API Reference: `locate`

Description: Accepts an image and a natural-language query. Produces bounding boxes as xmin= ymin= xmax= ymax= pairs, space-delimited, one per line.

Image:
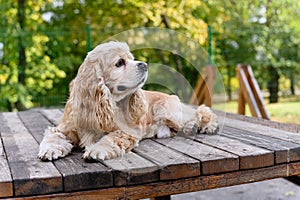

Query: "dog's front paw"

xmin=83 ymin=143 xmax=123 ymax=161
xmin=38 ymin=130 xmax=73 ymax=161
xmin=38 ymin=142 xmax=73 ymax=161
xmin=156 ymin=125 xmax=172 ymax=138
xmin=196 ymin=105 xmax=219 ymax=135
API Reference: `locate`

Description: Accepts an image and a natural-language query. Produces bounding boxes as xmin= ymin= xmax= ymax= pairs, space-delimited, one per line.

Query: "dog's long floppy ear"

xmin=71 ymin=57 xmax=115 ymax=132
xmin=128 ymin=89 xmax=148 ymax=123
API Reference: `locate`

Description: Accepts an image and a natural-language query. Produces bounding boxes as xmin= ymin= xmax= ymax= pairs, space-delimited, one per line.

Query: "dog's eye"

xmin=115 ymin=58 xmax=125 ymax=68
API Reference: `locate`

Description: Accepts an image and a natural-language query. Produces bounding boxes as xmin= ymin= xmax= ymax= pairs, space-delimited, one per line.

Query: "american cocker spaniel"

xmin=38 ymin=41 xmax=219 ymax=161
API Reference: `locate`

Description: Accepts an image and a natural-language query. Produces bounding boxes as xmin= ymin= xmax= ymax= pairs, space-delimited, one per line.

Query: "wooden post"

xmin=189 ymin=65 xmax=216 ymax=107
xmin=236 ymin=64 xmax=270 ymax=120
xmin=237 ymin=87 xmax=246 ymax=115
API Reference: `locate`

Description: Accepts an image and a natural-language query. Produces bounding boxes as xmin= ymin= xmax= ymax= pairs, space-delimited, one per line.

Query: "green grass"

xmin=214 ymin=96 xmax=300 ymax=125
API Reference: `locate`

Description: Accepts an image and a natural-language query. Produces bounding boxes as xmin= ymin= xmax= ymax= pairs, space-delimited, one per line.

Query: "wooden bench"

xmin=1 ymin=109 xmax=300 ymax=199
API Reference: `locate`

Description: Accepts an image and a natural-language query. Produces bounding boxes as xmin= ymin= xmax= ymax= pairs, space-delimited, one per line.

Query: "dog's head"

xmin=84 ymin=41 xmax=148 ymax=101
xmin=71 ymin=41 xmax=148 ymax=131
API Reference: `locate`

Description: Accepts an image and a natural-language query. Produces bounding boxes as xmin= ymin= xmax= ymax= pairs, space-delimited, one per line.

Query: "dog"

xmin=38 ymin=41 xmax=219 ymax=161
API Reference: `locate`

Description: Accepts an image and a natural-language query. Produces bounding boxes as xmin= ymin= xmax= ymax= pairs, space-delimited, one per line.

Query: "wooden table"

xmin=1 ymin=109 xmax=300 ymax=199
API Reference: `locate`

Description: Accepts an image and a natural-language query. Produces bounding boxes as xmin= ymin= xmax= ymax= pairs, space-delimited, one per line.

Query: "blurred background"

xmin=0 ymin=0 xmax=300 ymax=124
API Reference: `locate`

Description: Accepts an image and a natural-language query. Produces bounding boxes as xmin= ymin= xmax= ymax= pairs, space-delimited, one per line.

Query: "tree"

xmin=0 ymin=0 xmax=66 ymax=111
xmin=1 ymin=0 xmax=299 ymax=111
xmin=205 ymin=0 xmax=300 ymax=102
xmin=40 ymin=0 xmax=210 ymax=102
xmin=254 ymin=0 xmax=300 ymax=102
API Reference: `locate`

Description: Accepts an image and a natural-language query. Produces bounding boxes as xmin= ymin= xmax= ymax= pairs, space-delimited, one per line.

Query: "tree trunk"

xmin=161 ymin=14 xmax=189 ymax=102
xmin=267 ymin=66 xmax=279 ymax=103
xmin=16 ymin=0 xmax=26 ymax=110
xmin=227 ymin=65 xmax=232 ymax=101
xmin=18 ymin=0 xmax=26 ymax=85
xmin=290 ymin=72 xmax=295 ymax=95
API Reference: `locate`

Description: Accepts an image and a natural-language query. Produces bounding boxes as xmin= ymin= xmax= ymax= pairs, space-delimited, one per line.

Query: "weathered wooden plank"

xmin=18 ymin=187 xmax=127 ymax=200
xmin=221 ymin=116 xmax=300 ymax=144
xmin=280 ymin=162 xmax=300 ymax=179
xmin=134 ymin=139 xmax=200 ymax=180
xmin=20 ymin=162 xmax=300 ymax=200
xmin=125 ymin=162 xmax=300 ymax=199
xmin=237 ymin=64 xmax=262 ymax=118
xmin=18 ymin=110 xmax=52 ymax=143
xmin=222 ymin=126 xmax=300 ymax=164
xmin=39 ymin=109 xmax=63 ymax=125
xmin=104 ymin=152 xmax=159 ymax=186
xmin=245 ymin=65 xmax=270 ymax=119
xmin=237 ymin=86 xmax=246 ymax=115
xmin=0 ymin=121 xmax=13 ymax=198
xmin=215 ymin=111 xmax=300 ymax=133
xmin=19 ymin=110 xmax=113 ymax=192
xmin=154 ymin=136 xmax=239 ymax=175
xmin=193 ymin=134 xmax=274 ymax=169
xmin=0 ymin=112 xmax=62 ymax=196
xmin=54 ymin=149 xmax=113 ymax=192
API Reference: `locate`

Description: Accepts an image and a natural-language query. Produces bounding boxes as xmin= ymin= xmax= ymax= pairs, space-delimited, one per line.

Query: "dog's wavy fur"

xmin=38 ymin=41 xmax=219 ymax=161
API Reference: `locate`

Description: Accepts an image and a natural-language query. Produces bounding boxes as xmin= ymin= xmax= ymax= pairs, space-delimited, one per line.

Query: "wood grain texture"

xmin=154 ymin=136 xmax=239 ymax=175
xmin=18 ymin=110 xmax=52 ymax=144
xmin=222 ymin=126 xmax=300 ymax=164
xmin=244 ymin=65 xmax=270 ymax=119
xmin=104 ymin=152 xmax=159 ymax=186
xmin=19 ymin=162 xmax=300 ymax=200
xmin=20 ymin=110 xmax=114 ymax=192
xmin=39 ymin=109 xmax=63 ymax=125
xmin=2 ymin=108 xmax=300 ymax=198
xmin=237 ymin=64 xmax=262 ymax=118
xmin=134 ymin=139 xmax=200 ymax=180
xmin=0 ymin=114 xmax=13 ymax=198
xmin=222 ymin=116 xmax=300 ymax=143
xmin=0 ymin=182 xmax=12 ymax=198
xmin=0 ymin=112 xmax=62 ymax=196
xmin=54 ymin=150 xmax=113 ymax=192
xmin=215 ymin=110 xmax=300 ymax=133
xmin=237 ymin=87 xmax=246 ymax=115
xmin=20 ymin=187 xmax=127 ymax=200
xmin=193 ymin=134 xmax=274 ymax=169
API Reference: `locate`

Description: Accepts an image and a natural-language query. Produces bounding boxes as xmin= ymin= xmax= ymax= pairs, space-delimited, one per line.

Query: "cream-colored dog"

xmin=38 ymin=41 xmax=219 ymax=161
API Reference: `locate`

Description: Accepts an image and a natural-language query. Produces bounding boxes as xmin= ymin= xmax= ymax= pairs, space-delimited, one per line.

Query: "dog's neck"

xmin=115 ymin=94 xmax=133 ymax=116
xmin=115 ymin=91 xmax=145 ymax=124
xmin=113 ymin=94 xmax=140 ymax=133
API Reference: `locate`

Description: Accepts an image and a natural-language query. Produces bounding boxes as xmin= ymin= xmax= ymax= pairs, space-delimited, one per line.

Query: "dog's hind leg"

xmin=177 ymin=104 xmax=219 ymax=135
xmin=195 ymin=105 xmax=219 ymax=134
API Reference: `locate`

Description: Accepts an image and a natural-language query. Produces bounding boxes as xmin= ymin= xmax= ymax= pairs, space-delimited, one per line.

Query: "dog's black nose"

xmin=137 ymin=62 xmax=148 ymax=72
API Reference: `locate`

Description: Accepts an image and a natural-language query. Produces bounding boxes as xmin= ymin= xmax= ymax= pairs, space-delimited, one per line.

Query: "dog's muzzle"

xmin=117 ymin=62 xmax=148 ymax=92
xmin=137 ymin=62 xmax=148 ymax=73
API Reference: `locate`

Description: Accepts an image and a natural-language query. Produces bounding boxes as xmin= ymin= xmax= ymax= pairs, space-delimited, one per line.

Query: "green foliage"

xmin=0 ymin=0 xmax=300 ymax=110
xmin=203 ymin=0 xmax=300 ymax=100
xmin=0 ymin=0 xmax=66 ymax=110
